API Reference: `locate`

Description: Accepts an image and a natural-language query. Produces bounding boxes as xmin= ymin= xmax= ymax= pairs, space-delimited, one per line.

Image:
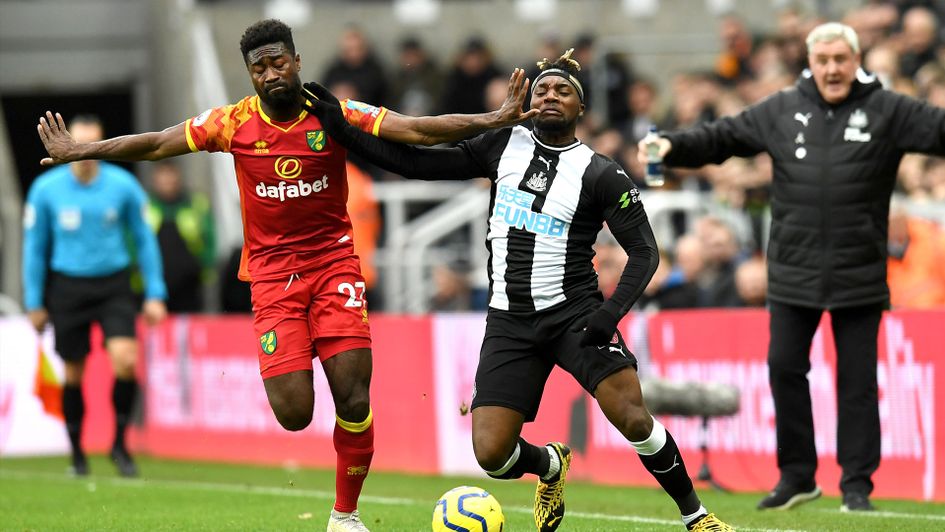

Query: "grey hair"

xmin=806 ymin=22 xmax=860 ymax=55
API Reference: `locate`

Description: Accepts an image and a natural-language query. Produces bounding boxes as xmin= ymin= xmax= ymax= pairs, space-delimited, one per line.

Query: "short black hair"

xmin=239 ymin=19 xmax=295 ymax=63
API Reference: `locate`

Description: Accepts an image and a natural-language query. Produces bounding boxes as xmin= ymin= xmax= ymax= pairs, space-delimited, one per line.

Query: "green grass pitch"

xmin=1 ymin=455 xmax=942 ymax=531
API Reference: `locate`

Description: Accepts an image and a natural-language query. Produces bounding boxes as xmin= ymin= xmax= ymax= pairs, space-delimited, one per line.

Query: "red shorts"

xmin=251 ymin=256 xmax=372 ymax=379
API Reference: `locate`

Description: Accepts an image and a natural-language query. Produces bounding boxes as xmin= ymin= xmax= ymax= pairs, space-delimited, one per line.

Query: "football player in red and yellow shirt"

xmin=36 ymin=19 xmax=537 ymax=532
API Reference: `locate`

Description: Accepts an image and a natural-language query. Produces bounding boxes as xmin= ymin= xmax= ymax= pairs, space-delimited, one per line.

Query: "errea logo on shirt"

xmin=256 ymin=175 xmax=329 ymax=202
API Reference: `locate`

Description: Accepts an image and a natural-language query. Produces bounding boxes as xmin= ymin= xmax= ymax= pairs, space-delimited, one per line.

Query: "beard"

xmin=260 ymin=77 xmax=302 ymax=109
xmin=533 ymin=114 xmax=573 ymax=134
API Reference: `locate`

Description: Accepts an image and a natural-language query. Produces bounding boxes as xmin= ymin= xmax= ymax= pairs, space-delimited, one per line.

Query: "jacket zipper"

xmin=821 ymin=108 xmax=834 ymax=307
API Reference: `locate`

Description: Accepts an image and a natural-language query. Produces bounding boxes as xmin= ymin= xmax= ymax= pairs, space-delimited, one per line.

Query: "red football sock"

xmin=333 ymin=410 xmax=374 ymax=513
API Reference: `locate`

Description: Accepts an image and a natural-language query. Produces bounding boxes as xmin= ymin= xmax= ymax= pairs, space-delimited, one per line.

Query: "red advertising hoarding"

xmin=3 ymin=309 xmax=941 ymax=501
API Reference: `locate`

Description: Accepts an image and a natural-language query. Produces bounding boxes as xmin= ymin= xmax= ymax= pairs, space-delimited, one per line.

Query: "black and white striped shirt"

xmin=459 ymin=126 xmax=647 ymax=312
xmin=319 ymin=114 xmax=656 ymax=317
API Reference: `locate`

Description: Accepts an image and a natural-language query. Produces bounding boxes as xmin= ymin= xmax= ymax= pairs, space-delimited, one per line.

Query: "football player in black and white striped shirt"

xmin=304 ymin=52 xmax=732 ymax=532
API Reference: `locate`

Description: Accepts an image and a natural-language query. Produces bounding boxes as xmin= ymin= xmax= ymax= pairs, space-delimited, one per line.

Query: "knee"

xmin=112 ymin=358 xmax=136 ymax=379
xmin=64 ymin=363 xmax=85 ymax=386
xmin=335 ymin=397 xmax=370 ymax=424
xmin=268 ymin=390 xmax=314 ymax=431
xmin=108 ymin=344 xmax=138 ymax=379
xmin=617 ymin=404 xmax=653 ymax=442
xmin=768 ymin=348 xmax=810 ymax=376
xmin=626 ymin=409 xmax=654 ymax=441
xmin=472 ymin=435 xmax=516 ymax=472
xmin=274 ymin=405 xmax=313 ymax=432
xmin=333 ymin=379 xmax=371 ymax=423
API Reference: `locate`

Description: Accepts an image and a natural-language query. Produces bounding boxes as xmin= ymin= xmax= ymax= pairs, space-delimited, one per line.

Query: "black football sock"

xmin=62 ymin=384 xmax=85 ymax=457
xmin=486 ymin=437 xmax=550 ymax=480
xmin=631 ymin=418 xmax=702 ymax=516
xmin=112 ymin=378 xmax=137 ymax=450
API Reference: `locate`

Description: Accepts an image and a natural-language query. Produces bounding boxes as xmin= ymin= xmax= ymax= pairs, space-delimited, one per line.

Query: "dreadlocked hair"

xmin=240 ymin=19 xmax=295 ymax=63
xmin=536 ymin=48 xmax=582 ymax=76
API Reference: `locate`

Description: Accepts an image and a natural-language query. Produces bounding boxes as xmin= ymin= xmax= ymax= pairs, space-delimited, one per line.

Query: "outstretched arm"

xmin=305 ymin=83 xmax=487 ymax=180
xmin=372 ymin=68 xmax=538 ymax=146
xmin=37 ymin=111 xmax=191 ymax=165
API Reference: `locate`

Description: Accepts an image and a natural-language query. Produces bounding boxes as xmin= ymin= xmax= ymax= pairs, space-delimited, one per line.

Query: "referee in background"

xmin=23 ymin=114 xmax=167 ymax=477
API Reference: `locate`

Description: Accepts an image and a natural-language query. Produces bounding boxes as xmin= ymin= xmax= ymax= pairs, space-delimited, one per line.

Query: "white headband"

xmin=532 ymin=68 xmax=585 ymax=103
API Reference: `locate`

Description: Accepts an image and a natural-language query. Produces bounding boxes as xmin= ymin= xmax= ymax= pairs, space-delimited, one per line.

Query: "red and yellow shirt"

xmin=185 ymin=96 xmax=386 ymax=281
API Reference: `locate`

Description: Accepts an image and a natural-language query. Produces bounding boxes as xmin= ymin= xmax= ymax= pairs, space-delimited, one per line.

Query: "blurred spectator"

xmin=906 ymin=155 xmax=945 ymax=201
xmin=915 ymin=61 xmax=945 ymax=94
xmin=897 ymin=153 xmax=929 ymax=199
xmin=920 ymin=71 xmax=945 ymax=107
xmin=774 ymin=7 xmax=809 ymax=75
xmin=694 ymin=216 xmax=741 ymax=307
xmin=887 ymin=208 xmax=945 ymax=308
xmin=621 ymin=144 xmax=648 ymax=189
xmin=661 ymin=72 xmax=717 ymax=132
xmin=439 ymin=36 xmax=502 ymax=115
xmin=594 ymin=232 xmax=625 ymax=298
xmin=430 ymin=261 xmax=471 ymax=311
xmin=898 ymin=7 xmax=940 ymax=78
xmin=673 ymin=233 xmax=706 ymax=288
xmin=146 ymin=161 xmax=216 ymax=313
xmin=715 ymin=15 xmax=756 ymax=85
xmin=638 ymin=248 xmax=701 ymax=311
xmin=589 ymin=128 xmax=629 ymax=169
xmin=571 ymin=32 xmax=635 ymax=128
xmin=322 ymin=24 xmax=388 ymax=106
xmin=388 ymin=36 xmax=443 ymax=117
xmin=864 ymin=43 xmax=901 ymax=88
xmin=927 ymin=156 xmax=945 ymax=200
xmin=484 ymin=75 xmax=512 ymax=116
xmin=735 ymin=256 xmax=767 ymax=307
xmin=843 ymin=2 xmax=899 ymax=52
xmin=345 ymin=161 xmax=381 ymax=291
xmin=624 ymin=78 xmax=659 ymax=143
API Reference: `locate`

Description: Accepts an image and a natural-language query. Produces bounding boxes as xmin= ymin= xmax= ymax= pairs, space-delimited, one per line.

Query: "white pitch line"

xmin=18 ymin=468 xmax=930 ymax=532
xmin=814 ymin=508 xmax=945 ymax=522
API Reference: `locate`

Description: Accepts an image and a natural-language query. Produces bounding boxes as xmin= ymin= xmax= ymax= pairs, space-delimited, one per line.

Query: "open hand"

xmin=492 ymin=68 xmax=540 ymax=127
xmin=36 ymin=111 xmax=79 ymax=166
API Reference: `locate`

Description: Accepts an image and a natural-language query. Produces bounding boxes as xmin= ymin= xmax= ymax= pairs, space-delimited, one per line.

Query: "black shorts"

xmin=471 ymin=296 xmax=638 ymax=422
xmin=46 ymin=270 xmax=138 ymax=361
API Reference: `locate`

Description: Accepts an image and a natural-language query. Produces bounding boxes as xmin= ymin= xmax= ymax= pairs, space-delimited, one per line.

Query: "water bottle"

xmin=643 ymin=125 xmax=665 ymax=187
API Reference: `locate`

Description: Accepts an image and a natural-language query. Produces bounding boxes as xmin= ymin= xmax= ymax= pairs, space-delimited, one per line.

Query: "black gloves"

xmin=302 ymin=81 xmax=340 ymax=108
xmin=301 ymin=81 xmax=348 ymax=134
xmin=570 ymin=306 xmax=619 ymax=347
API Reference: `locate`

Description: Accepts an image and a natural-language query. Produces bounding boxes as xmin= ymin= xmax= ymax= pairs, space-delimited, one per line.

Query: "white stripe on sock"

xmin=682 ymin=505 xmax=708 ymax=526
xmin=486 ymin=443 xmax=521 ymax=477
xmin=541 ymin=445 xmax=561 ymax=481
xmin=629 ymin=417 xmax=667 ymax=456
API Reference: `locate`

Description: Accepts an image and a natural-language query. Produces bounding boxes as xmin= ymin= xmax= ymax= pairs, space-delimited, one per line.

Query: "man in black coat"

xmin=639 ymin=22 xmax=945 ymax=512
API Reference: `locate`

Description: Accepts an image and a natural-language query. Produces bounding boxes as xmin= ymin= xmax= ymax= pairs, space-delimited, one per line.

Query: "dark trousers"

xmin=767 ymin=301 xmax=883 ymax=495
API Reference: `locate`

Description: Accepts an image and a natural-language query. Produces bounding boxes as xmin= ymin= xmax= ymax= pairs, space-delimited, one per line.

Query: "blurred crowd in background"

xmin=138 ymin=1 xmax=945 ymax=314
